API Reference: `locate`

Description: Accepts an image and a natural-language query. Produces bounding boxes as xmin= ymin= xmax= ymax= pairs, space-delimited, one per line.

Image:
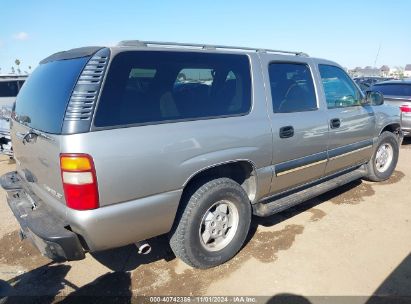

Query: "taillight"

xmin=400 ymin=105 xmax=411 ymax=113
xmin=60 ymin=154 xmax=99 ymax=210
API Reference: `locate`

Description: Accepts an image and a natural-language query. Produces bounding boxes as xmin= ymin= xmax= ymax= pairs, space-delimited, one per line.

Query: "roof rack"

xmin=117 ymin=40 xmax=308 ymax=57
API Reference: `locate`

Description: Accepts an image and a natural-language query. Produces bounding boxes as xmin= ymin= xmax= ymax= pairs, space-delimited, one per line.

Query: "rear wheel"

xmin=169 ymin=178 xmax=251 ymax=269
xmin=365 ymin=131 xmax=399 ymax=182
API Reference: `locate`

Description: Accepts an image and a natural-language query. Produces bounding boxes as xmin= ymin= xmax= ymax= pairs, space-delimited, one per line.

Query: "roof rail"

xmin=117 ymin=40 xmax=308 ymax=57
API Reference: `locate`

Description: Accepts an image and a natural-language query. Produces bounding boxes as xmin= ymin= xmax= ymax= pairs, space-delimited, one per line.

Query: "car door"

xmin=317 ymin=64 xmax=375 ymax=175
xmin=260 ymin=55 xmax=329 ymax=194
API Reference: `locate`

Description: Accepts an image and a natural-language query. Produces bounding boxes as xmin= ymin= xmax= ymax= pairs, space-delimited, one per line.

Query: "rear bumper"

xmin=0 ymin=171 xmax=85 ymax=261
xmin=401 ymin=113 xmax=411 ymax=136
xmin=1 ymin=171 xmax=182 ymax=254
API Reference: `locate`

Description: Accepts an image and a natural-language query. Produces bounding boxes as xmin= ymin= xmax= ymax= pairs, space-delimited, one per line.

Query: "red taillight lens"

xmin=400 ymin=105 xmax=411 ymax=113
xmin=60 ymin=154 xmax=99 ymax=210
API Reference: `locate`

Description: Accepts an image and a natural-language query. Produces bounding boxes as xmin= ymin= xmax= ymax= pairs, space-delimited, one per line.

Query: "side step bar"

xmin=253 ymin=166 xmax=366 ymax=217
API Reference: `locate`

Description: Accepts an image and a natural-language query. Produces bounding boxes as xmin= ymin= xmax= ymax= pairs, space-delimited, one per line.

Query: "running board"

xmin=253 ymin=166 xmax=366 ymax=217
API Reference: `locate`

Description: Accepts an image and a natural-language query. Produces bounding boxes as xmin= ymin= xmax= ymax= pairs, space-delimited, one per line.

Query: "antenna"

xmin=373 ymin=43 xmax=381 ymax=68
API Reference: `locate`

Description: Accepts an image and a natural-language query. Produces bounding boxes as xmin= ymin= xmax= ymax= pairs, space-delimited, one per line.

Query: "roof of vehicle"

xmin=40 ymin=40 xmax=342 ymax=69
xmin=40 ymin=46 xmax=104 ymax=64
xmin=354 ymin=76 xmax=388 ymax=80
xmin=0 ymin=74 xmax=28 ymax=81
xmin=373 ymin=79 xmax=411 ymax=85
xmin=40 ymin=41 xmax=310 ymax=64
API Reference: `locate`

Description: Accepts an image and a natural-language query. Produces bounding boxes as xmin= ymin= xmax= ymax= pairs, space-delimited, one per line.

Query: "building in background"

xmin=405 ymin=64 xmax=411 ymax=78
xmin=380 ymin=65 xmax=390 ymax=77
xmin=349 ymin=65 xmax=410 ymax=79
xmin=349 ymin=66 xmax=380 ymax=77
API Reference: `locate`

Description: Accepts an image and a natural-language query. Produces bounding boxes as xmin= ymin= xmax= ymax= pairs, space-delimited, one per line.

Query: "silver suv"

xmin=0 ymin=41 xmax=403 ymax=268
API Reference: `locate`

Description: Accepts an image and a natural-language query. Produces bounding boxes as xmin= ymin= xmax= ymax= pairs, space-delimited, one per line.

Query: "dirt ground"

xmin=0 ymin=140 xmax=410 ymax=303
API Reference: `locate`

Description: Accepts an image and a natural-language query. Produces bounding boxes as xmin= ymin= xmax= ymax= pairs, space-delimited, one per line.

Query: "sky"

xmin=1 ymin=0 xmax=410 ymax=73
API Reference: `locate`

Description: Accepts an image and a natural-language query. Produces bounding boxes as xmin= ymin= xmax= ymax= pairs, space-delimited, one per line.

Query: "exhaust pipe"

xmin=135 ymin=241 xmax=151 ymax=255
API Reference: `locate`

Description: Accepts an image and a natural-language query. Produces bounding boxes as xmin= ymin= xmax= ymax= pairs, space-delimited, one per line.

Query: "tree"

xmin=11 ymin=66 xmax=15 ymax=74
xmin=15 ymin=59 xmax=21 ymax=74
xmin=393 ymin=66 xmax=404 ymax=79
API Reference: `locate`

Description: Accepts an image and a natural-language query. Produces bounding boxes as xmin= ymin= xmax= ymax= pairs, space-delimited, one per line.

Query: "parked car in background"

xmin=354 ymin=77 xmax=393 ymax=92
xmin=355 ymin=80 xmax=372 ymax=92
xmin=0 ymin=75 xmax=27 ymax=156
xmin=371 ymin=79 xmax=411 ymax=136
xmin=0 ymin=41 xmax=402 ymax=269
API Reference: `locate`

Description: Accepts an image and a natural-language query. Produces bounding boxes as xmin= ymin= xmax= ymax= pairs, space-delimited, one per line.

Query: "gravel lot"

xmin=1 ymin=139 xmax=410 ymax=303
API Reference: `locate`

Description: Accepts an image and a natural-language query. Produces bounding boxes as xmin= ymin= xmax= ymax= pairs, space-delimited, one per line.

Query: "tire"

xmin=169 ymin=178 xmax=251 ymax=269
xmin=364 ymin=131 xmax=399 ymax=182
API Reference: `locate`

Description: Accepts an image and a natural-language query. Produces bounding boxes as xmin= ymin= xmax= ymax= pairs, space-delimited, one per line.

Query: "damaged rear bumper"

xmin=0 ymin=171 xmax=85 ymax=261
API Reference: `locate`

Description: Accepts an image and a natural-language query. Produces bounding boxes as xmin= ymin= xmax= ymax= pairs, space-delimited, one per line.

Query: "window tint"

xmin=0 ymin=81 xmax=19 ymax=97
xmin=94 ymin=51 xmax=251 ymax=127
xmin=319 ymin=65 xmax=362 ymax=108
xmin=268 ymin=63 xmax=317 ymax=113
xmin=14 ymin=57 xmax=89 ymax=133
xmin=372 ymin=84 xmax=411 ymax=96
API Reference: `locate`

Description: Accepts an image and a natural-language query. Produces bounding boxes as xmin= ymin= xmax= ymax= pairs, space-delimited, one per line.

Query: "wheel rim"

xmin=199 ymin=200 xmax=239 ymax=252
xmin=375 ymin=143 xmax=394 ymax=173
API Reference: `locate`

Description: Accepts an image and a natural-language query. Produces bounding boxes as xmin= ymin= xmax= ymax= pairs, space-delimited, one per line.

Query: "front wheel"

xmin=169 ymin=178 xmax=251 ymax=269
xmin=364 ymin=131 xmax=399 ymax=182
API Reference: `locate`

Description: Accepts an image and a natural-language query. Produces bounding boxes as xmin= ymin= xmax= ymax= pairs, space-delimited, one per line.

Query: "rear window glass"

xmin=14 ymin=57 xmax=89 ymax=133
xmin=94 ymin=51 xmax=251 ymax=127
xmin=0 ymin=81 xmax=19 ymax=97
xmin=372 ymin=84 xmax=411 ymax=96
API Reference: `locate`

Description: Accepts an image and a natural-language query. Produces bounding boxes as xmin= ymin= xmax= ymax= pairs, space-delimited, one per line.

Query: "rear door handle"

xmin=330 ymin=118 xmax=341 ymax=129
xmin=279 ymin=126 xmax=294 ymax=138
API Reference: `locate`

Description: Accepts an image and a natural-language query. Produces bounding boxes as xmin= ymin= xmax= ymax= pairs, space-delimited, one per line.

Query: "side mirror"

xmin=366 ymin=91 xmax=384 ymax=106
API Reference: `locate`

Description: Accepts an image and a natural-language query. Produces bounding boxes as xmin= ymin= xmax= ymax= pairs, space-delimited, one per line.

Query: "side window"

xmin=268 ymin=63 xmax=317 ymax=113
xmin=0 ymin=81 xmax=19 ymax=97
xmin=94 ymin=51 xmax=251 ymax=127
xmin=318 ymin=65 xmax=362 ymax=108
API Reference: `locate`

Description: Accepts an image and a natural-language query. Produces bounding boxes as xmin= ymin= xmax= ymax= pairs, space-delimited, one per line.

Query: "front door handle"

xmin=279 ymin=126 xmax=294 ymax=138
xmin=330 ymin=118 xmax=341 ymax=129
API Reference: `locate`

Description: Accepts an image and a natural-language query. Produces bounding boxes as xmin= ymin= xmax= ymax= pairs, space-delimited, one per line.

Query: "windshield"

xmin=14 ymin=57 xmax=89 ymax=133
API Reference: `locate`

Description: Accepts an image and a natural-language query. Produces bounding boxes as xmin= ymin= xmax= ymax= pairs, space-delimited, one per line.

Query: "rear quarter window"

xmin=94 ymin=51 xmax=252 ymax=128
